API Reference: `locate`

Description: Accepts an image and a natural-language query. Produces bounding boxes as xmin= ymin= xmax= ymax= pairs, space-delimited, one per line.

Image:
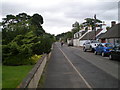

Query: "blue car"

xmin=94 ymin=43 xmax=113 ymax=57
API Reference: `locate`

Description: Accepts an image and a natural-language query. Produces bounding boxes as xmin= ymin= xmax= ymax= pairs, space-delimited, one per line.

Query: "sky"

xmin=1 ymin=0 xmax=119 ymax=35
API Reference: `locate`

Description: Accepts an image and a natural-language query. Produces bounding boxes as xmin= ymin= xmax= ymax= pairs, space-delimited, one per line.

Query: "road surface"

xmin=38 ymin=42 xmax=120 ymax=88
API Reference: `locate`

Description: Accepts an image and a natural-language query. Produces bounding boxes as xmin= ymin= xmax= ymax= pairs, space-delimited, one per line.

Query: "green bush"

xmin=2 ymin=33 xmax=54 ymax=65
xmin=20 ymin=44 xmax=32 ymax=58
xmin=29 ymin=54 xmax=42 ymax=64
xmin=2 ymin=41 xmax=33 ymax=65
xmin=3 ymin=54 xmax=42 ymax=66
xmin=2 ymin=13 xmax=55 ymax=66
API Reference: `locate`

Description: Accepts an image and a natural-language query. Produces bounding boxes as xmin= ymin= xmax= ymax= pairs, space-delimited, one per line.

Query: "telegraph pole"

xmin=94 ymin=14 xmax=96 ymax=40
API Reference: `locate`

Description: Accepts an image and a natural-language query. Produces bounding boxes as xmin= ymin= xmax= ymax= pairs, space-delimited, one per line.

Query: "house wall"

xmin=73 ymin=39 xmax=80 ymax=46
xmin=106 ymin=38 xmax=120 ymax=44
xmin=73 ymin=39 xmax=88 ymax=47
xmin=99 ymin=39 xmax=106 ymax=43
xmin=106 ymin=39 xmax=114 ymax=44
xmin=80 ymin=40 xmax=88 ymax=46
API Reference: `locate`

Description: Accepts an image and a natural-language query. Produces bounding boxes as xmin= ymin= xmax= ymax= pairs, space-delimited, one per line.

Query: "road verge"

xmin=17 ymin=46 xmax=53 ymax=88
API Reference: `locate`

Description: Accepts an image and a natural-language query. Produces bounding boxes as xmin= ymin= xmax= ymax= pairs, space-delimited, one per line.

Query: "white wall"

xmin=73 ymin=39 xmax=80 ymax=46
xmin=73 ymin=39 xmax=88 ymax=47
xmin=80 ymin=40 xmax=88 ymax=46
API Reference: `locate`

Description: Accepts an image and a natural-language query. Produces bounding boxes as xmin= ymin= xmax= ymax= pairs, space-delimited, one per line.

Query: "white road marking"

xmin=57 ymin=45 xmax=93 ymax=89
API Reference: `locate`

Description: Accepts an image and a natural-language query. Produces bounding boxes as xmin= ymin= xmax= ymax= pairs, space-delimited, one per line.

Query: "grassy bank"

xmin=2 ymin=65 xmax=33 ymax=88
xmin=0 ymin=65 xmax=2 ymax=89
xmin=2 ymin=54 xmax=42 ymax=88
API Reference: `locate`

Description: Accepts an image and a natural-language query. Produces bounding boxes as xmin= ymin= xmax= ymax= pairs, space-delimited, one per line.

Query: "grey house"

xmin=100 ymin=23 xmax=120 ymax=44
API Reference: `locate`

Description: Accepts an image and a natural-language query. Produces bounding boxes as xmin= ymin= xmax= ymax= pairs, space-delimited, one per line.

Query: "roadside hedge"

xmin=1 ymin=13 xmax=55 ymax=65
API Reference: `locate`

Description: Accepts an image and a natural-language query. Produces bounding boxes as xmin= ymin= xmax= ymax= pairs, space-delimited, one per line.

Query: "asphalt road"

xmin=40 ymin=42 xmax=120 ymax=88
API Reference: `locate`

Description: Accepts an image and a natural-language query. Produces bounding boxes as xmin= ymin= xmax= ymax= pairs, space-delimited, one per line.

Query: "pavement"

xmin=38 ymin=42 xmax=120 ymax=88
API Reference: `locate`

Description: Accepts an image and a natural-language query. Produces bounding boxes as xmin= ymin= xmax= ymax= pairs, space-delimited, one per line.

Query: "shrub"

xmin=3 ymin=54 xmax=42 ymax=66
xmin=3 ymin=55 xmax=30 ymax=66
xmin=29 ymin=54 xmax=42 ymax=64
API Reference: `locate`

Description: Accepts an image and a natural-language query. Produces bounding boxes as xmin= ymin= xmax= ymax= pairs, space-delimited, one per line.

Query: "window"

xmin=105 ymin=44 xmax=113 ymax=47
xmin=114 ymin=44 xmax=120 ymax=50
xmin=91 ymin=40 xmax=98 ymax=43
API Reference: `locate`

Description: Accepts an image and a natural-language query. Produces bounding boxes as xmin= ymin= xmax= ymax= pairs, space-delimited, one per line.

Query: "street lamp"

xmin=94 ymin=14 xmax=96 ymax=40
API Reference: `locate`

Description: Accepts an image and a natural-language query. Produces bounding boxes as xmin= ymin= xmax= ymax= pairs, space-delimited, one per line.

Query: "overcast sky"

xmin=1 ymin=0 xmax=119 ymax=35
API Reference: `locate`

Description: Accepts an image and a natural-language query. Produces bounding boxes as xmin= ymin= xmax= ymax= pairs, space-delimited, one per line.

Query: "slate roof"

xmin=100 ymin=23 xmax=120 ymax=39
xmin=96 ymin=33 xmax=105 ymax=39
xmin=80 ymin=29 xmax=102 ymax=40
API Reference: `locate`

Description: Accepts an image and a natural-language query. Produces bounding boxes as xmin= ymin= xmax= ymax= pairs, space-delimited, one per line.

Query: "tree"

xmin=31 ymin=14 xmax=45 ymax=36
xmin=83 ymin=18 xmax=102 ymax=30
xmin=66 ymin=31 xmax=72 ymax=38
xmin=79 ymin=24 xmax=84 ymax=29
xmin=72 ymin=21 xmax=80 ymax=33
xmin=2 ymin=13 xmax=55 ymax=65
xmin=31 ymin=14 xmax=43 ymax=27
xmin=106 ymin=26 xmax=110 ymax=31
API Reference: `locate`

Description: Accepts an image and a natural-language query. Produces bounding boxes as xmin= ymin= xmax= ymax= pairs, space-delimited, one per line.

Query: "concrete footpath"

xmin=39 ymin=43 xmax=88 ymax=88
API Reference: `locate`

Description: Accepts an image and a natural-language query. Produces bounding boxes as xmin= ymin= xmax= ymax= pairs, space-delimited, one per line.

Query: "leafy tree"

xmin=56 ymin=31 xmax=73 ymax=43
xmin=66 ymin=31 xmax=72 ymax=38
xmin=72 ymin=21 xmax=80 ymax=34
xmin=2 ymin=13 xmax=55 ymax=65
xmin=106 ymin=26 xmax=110 ymax=30
xmin=31 ymin=14 xmax=45 ymax=36
xmin=82 ymin=18 xmax=102 ymax=30
xmin=32 ymin=14 xmax=43 ymax=26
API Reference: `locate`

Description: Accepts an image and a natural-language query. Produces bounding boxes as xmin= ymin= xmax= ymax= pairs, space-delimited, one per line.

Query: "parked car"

xmin=109 ymin=44 xmax=120 ymax=60
xmin=94 ymin=43 xmax=113 ymax=57
xmin=83 ymin=40 xmax=99 ymax=52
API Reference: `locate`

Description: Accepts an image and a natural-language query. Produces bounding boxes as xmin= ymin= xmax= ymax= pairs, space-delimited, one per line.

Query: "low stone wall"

xmin=18 ymin=54 xmax=48 ymax=88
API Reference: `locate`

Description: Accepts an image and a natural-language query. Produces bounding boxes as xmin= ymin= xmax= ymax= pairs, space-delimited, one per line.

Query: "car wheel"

xmin=83 ymin=47 xmax=86 ymax=52
xmin=90 ymin=46 xmax=93 ymax=52
xmin=94 ymin=51 xmax=97 ymax=55
xmin=109 ymin=54 xmax=113 ymax=60
xmin=102 ymin=52 xmax=105 ymax=57
xmin=92 ymin=48 xmax=95 ymax=53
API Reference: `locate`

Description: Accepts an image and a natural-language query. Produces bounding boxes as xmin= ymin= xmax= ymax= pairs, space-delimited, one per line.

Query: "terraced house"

xmin=100 ymin=22 xmax=120 ymax=45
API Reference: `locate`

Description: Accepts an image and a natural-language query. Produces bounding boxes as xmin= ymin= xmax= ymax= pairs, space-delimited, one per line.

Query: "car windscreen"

xmin=114 ymin=44 xmax=120 ymax=50
xmin=105 ymin=44 xmax=113 ymax=47
xmin=91 ymin=40 xmax=98 ymax=43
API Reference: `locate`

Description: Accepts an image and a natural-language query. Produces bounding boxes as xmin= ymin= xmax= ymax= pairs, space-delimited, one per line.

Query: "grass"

xmin=2 ymin=65 xmax=34 ymax=88
xmin=0 ymin=65 xmax=2 ymax=89
xmin=2 ymin=54 xmax=42 ymax=88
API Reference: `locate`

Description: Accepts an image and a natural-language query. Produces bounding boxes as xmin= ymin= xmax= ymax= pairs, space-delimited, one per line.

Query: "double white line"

xmin=57 ymin=45 xmax=93 ymax=90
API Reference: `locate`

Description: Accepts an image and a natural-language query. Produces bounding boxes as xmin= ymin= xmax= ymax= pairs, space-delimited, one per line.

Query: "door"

xmin=86 ymin=42 xmax=91 ymax=49
xmin=99 ymin=44 xmax=104 ymax=53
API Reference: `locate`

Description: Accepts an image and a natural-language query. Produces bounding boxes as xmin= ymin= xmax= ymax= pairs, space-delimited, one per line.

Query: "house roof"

xmin=80 ymin=29 xmax=102 ymax=40
xmin=100 ymin=23 xmax=120 ymax=39
xmin=96 ymin=33 xmax=105 ymax=39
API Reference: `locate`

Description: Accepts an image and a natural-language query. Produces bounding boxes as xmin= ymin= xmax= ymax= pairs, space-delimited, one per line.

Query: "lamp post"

xmin=94 ymin=14 xmax=96 ymax=40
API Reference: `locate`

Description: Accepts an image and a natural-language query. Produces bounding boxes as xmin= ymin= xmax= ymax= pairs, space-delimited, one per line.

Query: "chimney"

xmin=111 ymin=21 xmax=116 ymax=27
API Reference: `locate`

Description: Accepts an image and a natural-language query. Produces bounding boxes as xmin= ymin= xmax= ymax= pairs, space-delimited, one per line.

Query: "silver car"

xmin=83 ymin=40 xmax=99 ymax=52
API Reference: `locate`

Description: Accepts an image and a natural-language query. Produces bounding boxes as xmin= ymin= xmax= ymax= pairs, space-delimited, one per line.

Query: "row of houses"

xmin=72 ymin=21 xmax=120 ymax=46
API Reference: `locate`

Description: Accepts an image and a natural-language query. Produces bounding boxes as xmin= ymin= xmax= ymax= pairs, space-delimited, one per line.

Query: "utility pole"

xmin=94 ymin=14 xmax=96 ymax=40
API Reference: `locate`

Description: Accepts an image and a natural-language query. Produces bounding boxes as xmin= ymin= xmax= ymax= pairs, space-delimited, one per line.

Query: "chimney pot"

xmin=111 ymin=21 xmax=116 ymax=27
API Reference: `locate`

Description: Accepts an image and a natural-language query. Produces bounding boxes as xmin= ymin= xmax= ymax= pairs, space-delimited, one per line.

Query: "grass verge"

xmin=0 ymin=65 xmax=2 ymax=89
xmin=2 ymin=54 xmax=42 ymax=88
xmin=2 ymin=65 xmax=34 ymax=88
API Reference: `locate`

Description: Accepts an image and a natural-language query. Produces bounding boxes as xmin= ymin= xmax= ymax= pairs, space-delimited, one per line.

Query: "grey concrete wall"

xmin=18 ymin=54 xmax=48 ymax=88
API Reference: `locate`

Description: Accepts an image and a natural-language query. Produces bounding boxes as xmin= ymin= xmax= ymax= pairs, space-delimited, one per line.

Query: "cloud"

xmin=2 ymin=2 xmax=30 ymax=16
xmin=1 ymin=0 xmax=119 ymax=35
